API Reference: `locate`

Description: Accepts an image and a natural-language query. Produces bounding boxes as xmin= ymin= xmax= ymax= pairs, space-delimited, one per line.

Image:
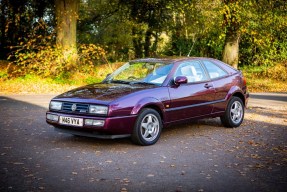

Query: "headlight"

xmin=89 ymin=105 xmax=108 ymax=115
xmin=50 ymin=101 xmax=62 ymax=110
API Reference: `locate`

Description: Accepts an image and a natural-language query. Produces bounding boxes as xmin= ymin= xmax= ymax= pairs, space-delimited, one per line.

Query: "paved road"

xmin=0 ymin=93 xmax=286 ymax=192
xmin=249 ymin=93 xmax=287 ymax=110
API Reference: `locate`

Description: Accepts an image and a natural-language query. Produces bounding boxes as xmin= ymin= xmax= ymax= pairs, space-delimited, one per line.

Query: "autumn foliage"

xmin=8 ymin=34 xmax=106 ymax=77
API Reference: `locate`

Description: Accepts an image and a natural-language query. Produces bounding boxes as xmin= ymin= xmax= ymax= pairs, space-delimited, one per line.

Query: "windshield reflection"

xmin=105 ymin=62 xmax=173 ymax=86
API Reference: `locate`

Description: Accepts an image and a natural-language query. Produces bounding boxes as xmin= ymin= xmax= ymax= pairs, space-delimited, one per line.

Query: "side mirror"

xmin=174 ymin=76 xmax=188 ymax=86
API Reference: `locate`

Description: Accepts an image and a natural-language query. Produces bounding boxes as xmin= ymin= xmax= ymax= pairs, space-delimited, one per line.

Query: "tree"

xmin=222 ymin=0 xmax=241 ymax=68
xmin=120 ymin=0 xmax=173 ymax=58
xmin=166 ymin=0 xmax=223 ymax=58
xmin=0 ymin=0 xmax=54 ymax=59
xmin=239 ymin=0 xmax=287 ymax=67
xmin=77 ymin=0 xmax=131 ymax=61
xmin=55 ymin=0 xmax=79 ymax=66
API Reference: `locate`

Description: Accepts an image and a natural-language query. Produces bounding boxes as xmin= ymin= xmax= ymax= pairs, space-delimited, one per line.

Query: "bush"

xmin=242 ymin=62 xmax=287 ymax=82
xmin=8 ymin=33 xmax=107 ymax=78
xmin=264 ymin=62 xmax=287 ymax=81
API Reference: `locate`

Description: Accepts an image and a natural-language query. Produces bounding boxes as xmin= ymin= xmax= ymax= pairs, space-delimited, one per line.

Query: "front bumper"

xmin=46 ymin=111 xmax=137 ymax=135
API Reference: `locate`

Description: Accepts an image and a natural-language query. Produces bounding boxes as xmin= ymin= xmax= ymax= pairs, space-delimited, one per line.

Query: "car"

xmin=46 ymin=57 xmax=249 ymax=145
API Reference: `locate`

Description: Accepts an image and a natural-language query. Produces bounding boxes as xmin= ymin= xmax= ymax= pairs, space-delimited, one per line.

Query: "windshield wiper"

xmin=130 ymin=81 xmax=156 ymax=85
xmin=111 ymin=80 xmax=130 ymax=84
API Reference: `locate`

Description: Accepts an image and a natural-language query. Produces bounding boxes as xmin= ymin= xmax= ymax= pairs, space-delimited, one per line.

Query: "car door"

xmin=201 ymin=59 xmax=231 ymax=113
xmin=166 ymin=60 xmax=216 ymax=123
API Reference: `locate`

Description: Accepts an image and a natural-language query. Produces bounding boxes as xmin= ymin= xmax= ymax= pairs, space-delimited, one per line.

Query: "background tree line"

xmin=0 ymin=0 xmax=286 ymax=76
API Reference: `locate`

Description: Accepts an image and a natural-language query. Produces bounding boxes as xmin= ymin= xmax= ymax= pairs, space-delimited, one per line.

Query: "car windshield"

xmin=105 ymin=62 xmax=173 ymax=86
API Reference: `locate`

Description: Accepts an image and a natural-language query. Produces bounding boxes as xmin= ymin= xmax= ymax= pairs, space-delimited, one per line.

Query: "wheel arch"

xmin=131 ymin=97 xmax=166 ymax=124
xmin=226 ymin=86 xmax=246 ymax=106
xmin=141 ymin=104 xmax=164 ymax=124
xmin=232 ymin=92 xmax=245 ymax=106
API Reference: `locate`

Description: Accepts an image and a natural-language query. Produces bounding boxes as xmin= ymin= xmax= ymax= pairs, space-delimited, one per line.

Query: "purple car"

xmin=46 ymin=57 xmax=249 ymax=145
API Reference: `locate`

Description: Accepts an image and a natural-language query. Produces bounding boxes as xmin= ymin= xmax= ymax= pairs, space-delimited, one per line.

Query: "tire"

xmin=132 ymin=108 xmax=162 ymax=146
xmin=220 ymin=96 xmax=244 ymax=128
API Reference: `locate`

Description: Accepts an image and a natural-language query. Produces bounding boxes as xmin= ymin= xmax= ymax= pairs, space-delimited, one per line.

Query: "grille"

xmin=62 ymin=102 xmax=89 ymax=113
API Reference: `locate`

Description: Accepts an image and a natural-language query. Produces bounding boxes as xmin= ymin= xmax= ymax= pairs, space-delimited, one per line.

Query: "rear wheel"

xmin=132 ymin=108 xmax=162 ymax=146
xmin=220 ymin=96 xmax=244 ymax=128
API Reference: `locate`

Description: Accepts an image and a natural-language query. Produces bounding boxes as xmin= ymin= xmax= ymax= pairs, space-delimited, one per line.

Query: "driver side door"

xmin=166 ymin=60 xmax=216 ymax=123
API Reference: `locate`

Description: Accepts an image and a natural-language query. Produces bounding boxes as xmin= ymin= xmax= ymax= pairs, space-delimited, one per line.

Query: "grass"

xmin=0 ymin=60 xmax=286 ymax=94
xmin=0 ymin=60 xmax=123 ymax=95
xmin=241 ymin=63 xmax=287 ymax=93
xmin=244 ymin=76 xmax=287 ymax=93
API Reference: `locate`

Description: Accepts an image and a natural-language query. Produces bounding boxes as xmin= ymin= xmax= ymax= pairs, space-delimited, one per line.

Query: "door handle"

xmin=204 ymin=83 xmax=213 ymax=89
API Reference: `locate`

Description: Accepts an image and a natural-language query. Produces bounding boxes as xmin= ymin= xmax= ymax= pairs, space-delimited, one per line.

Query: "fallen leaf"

xmin=13 ymin=162 xmax=24 ymax=165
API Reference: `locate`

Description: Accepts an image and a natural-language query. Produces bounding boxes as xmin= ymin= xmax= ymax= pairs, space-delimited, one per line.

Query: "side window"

xmin=175 ymin=61 xmax=208 ymax=83
xmin=203 ymin=60 xmax=228 ymax=79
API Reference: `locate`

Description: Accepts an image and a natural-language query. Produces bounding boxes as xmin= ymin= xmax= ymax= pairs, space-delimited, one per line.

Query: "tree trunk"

xmin=144 ymin=29 xmax=152 ymax=57
xmin=222 ymin=31 xmax=240 ymax=69
xmin=55 ymin=0 xmax=79 ymax=67
xmin=222 ymin=0 xmax=241 ymax=69
xmin=0 ymin=0 xmax=7 ymax=58
xmin=132 ymin=27 xmax=143 ymax=58
xmin=151 ymin=32 xmax=159 ymax=57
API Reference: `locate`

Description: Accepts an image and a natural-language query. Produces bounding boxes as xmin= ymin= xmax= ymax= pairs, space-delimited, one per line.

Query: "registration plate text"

xmin=59 ymin=116 xmax=83 ymax=127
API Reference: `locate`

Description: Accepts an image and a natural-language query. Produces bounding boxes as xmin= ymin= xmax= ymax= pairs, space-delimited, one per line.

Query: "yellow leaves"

xmin=9 ymin=35 xmax=106 ymax=77
xmin=78 ymin=43 xmax=107 ymax=73
xmin=250 ymin=30 xmax=257 ymax=35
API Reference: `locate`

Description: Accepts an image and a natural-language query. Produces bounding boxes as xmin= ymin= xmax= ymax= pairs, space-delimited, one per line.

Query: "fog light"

xmin=47 ymin=114 xmax=59 ymax=121
xmin=85 ymin=119 xmax=105 ymax=127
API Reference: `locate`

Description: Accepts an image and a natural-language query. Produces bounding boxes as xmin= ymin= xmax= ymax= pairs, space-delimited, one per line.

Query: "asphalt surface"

xmin=0 ymin=93 xmax=286 ymax=192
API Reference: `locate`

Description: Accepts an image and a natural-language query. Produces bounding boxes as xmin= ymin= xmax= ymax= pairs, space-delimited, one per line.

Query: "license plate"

xmin=59 ymin=116 xmax=83 ymax=127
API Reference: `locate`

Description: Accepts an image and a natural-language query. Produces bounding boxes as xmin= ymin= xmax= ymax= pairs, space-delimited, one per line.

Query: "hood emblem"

xmin=71 ymin=104 xmax=77 ymax=111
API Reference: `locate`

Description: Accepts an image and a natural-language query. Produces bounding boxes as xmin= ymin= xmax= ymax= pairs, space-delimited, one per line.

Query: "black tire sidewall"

xmin=223 ymin=97 xmax=244 ymax=128
xmin=132 ymin=108 xmax=162 ymax=146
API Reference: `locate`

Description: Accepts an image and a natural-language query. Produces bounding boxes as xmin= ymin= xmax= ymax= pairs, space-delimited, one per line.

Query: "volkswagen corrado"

xmin=46 ymin=57 xmax=249 ymax=145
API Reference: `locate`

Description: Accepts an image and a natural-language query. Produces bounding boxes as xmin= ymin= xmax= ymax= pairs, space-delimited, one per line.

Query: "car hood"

xmin=54 ymin=83 xmax=157 ymax=102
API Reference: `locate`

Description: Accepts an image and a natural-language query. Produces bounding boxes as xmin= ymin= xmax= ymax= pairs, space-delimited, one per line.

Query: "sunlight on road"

xmin=245 ymin=109 xmax=287 ymax=126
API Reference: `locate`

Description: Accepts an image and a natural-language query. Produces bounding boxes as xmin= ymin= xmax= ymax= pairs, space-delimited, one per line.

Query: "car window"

xmin=175 ymin=61 xmax=208 ymax=83
xmin=144 ymin=64 xmax=173 ymax=84
xmin=110 ymin=62 xmax=173 ymax=85
xmin=202 ymin=60 xmax=228 ymax=79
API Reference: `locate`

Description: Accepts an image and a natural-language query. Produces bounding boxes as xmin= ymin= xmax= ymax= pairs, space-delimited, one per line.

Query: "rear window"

xmin=202 ymin=60 xmax=228 ymax=79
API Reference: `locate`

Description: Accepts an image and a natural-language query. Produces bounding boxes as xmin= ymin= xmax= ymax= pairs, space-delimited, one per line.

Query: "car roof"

xmin=130 ymin=57 xmax=196 ymax=64
xmin=130 ymin=57 xmax=238 ymax=72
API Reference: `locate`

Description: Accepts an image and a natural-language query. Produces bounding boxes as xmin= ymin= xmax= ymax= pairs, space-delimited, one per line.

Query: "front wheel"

xmin=220 ymin=96 xmax=244 ymax=128
xmin=132 ymin=108 xmax=162 ymax=146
